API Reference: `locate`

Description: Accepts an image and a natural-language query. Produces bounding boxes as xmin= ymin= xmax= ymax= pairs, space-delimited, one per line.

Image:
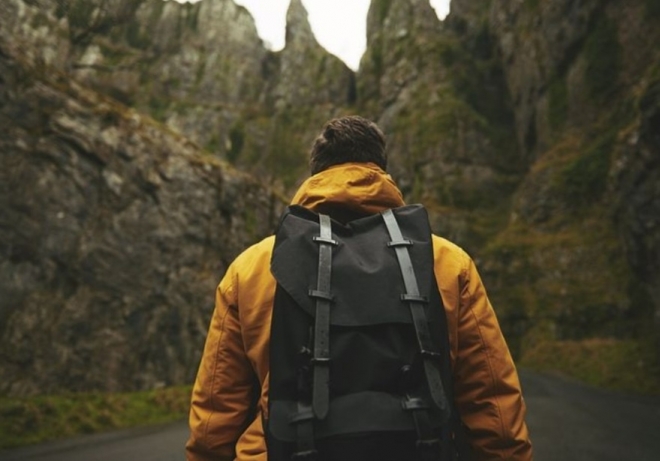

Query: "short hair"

xmin=309 ymin=116 xmax=387 ymax=175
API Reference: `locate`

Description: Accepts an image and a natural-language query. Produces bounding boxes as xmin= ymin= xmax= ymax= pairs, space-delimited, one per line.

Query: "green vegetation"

xmin=98 ymin=41 xmax=133 ymax=67
xmin=523 ymin=0 xmax=540 ymax=10
xmin=30 ymin=11 xmax=51 ymax=29
xmin=374 ymin=0 xmax=394 ymax=23
xmin=228 ymin=122 xmax=246 ymax=163
xmin=0 ymin=386 xmax=191 ymax=449
xmin=182 ymin=2 xmax=201 ymax=32
xmin=148 ymin=95 xmax=169 ymax=122
xmin=520 ymin=338 xmax=660 ymax=395
xmin=67 ymin=0 xmax=95 ymax=30
xmin=55 ymin=2 xmax=67 ymax=19
xmin=126 ymin=19 xmax=151 ymax=49
xmin=584 ymin=14 xmax=622 ymax=101
xmin=204 ymin=134 xmax=220 ymax=154
xmin=548 ymin=75 xmax=568 ymax=131
xmin=441 ymin=25 xmax=518 ymax=168
xmin=645 ymin=0 xmax=660 ymax=18
xmin=194 ymin=56 xmax=207 ymax=87
xmin=391 ymin=85 xmax=476 ymax=200
xmin=555 ymin=133 xmax=614 ymax=208
xmin=265 ymin=111 xmax=311 ymax=188
xmin=484 ymin=210 xmax=633 ymax=354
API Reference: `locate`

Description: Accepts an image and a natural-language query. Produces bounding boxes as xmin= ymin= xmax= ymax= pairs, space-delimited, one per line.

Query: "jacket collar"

xmin=290 ymin=163 xmax=405 ymax=219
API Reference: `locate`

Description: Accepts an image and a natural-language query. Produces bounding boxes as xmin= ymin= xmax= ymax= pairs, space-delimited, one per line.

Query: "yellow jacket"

xmin=186 ymin=163 xmax=532 ymax=461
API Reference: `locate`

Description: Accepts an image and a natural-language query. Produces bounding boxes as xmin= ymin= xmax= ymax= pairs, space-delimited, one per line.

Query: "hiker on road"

xmin=186 ymin=116 xmax=532 ymax=461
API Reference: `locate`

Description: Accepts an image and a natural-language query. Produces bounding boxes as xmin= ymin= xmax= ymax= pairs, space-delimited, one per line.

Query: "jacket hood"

xmin=290 ymin=163 xmax=405 ymax=218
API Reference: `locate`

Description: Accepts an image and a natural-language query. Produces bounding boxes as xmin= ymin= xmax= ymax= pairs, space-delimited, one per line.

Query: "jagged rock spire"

xmin=285 ymin=0 xmax=315 ymax=46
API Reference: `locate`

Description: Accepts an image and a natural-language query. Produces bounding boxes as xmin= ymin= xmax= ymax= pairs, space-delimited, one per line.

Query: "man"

xmin=186 ymin=116 xmax=532 ymax=461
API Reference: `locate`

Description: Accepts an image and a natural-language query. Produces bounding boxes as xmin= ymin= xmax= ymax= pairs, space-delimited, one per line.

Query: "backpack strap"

xmin=402 ymin=394 xmax=443 ymax=461
xmin=291 ymin=214 xmax=336 ymax=460
xmin=381 ymin=209 xmax=450 ymax=419
xmin=291 ymin=401 xmax=317 ymax=460
xmin=309 ymin=213 xmax=336 ymax=420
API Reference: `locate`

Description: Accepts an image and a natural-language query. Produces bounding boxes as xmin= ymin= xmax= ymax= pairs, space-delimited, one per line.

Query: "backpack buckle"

xmin=401 ymin=294 xmax=428 ymax=303
xmin=312 ymin=236 xmax=338 ymax=246
xmin=420 ymin=349 xmax=442 ymax=359
xmin=308 ymin=289 xmax=333 ymax=301
xmin=402 ymin=396 xmax=429 ymax=411
xmin=387 ymin=238 xmax=413 ymax=247
xmin=291 ymin=449 xmax=318 ymax=460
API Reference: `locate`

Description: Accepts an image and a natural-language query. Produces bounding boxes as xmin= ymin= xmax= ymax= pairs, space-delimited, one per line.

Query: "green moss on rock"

xmin=227 ymin=122 xmax=245 ymax=163
xmin=645 ymin=0 xmax=660 ymax=18
xmin=524 ymin=0 xmax=540 ymax=10
xmin=374 ymin=0 xmax=394 ymax=24
xmin=548 ymin=75 xmax=568 ymax=131
xmin=520 ymin=338 xmax=660 ymax=395
xmin=584 ymin=14 xmax=622 ymax=101
xmin=126 ymin=19 xmax=150 ymax=49
xmin=68 ymin=0 xmax=95 ymax=30
xmin=0 ymin=386 xmax=191 ymax=449
xmin=555 ymin=132 xmax=614 ymax=208
xmin=484 ymin=213 xmax=633 ymax=357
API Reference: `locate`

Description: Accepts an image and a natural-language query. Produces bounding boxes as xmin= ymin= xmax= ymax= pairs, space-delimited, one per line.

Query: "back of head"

xmin=309 ymin=116 xmax=387 ymax=175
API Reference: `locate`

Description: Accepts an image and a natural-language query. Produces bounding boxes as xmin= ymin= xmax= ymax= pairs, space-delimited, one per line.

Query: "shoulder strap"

xmin=381 ymin=209 xmax=450 ymax=420
xmin=309 ymin=214 xmax=336 ymax=419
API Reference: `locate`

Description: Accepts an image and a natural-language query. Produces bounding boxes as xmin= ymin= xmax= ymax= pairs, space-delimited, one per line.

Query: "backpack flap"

xmin=270 ymin=204 xmax=435 ymax=327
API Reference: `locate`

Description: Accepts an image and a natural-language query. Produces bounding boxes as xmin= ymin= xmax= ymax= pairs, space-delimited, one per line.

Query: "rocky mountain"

xmin=0 ymin=0 xmax=283 ymax=395
xmin=481 ymin=0 xmax=660 ymax=367
xmin=1 ymin=0 xmax=658 ymax=395
xmin=61 ymin=0 xmax=354 ymax=187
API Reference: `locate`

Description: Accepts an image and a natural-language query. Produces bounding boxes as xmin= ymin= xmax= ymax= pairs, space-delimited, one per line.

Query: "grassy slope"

xmin=0 ymin=386 xmax=191 ymax=449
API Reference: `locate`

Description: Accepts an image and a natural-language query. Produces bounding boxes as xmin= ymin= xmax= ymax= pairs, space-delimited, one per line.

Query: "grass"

xmin=519 ymin=338 xmax=660 ymax=395
xmin=0 ymin=386 xmax=192 ymax=449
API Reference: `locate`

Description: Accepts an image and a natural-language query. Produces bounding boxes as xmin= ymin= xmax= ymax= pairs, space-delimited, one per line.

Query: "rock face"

xmin=612 ymin=73 xmax=660 ymax=351
xmin=358 ymin=0 xmax=521 ymax=253
xmin=70 ymin=0 xmax=268 ymax=150
xmin=0 ymin=2 xmax=280 ymax=395
xmin=479 ymin=0 xmax=660 ymax=360
xmin=1 ymin=0 xmax=659 ymax=395
xmin=59 ymin=0 xmax=354 ymax=187
xmin=359 ymin=0 xmax=660 ymax=373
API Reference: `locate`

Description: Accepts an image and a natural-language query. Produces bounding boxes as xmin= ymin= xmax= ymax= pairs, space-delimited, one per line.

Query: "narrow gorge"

xmin=1 ymin=0 xmax=658 ymax=396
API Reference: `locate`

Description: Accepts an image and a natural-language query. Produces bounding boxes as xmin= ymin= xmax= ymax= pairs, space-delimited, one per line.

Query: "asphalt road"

xmin=1 ymin=370 xmax=658 ymax=461
xmin=519 ymin=369 xmax=660 ymax=461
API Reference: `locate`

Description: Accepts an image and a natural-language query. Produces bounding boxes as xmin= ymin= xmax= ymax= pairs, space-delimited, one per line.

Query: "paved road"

xmin=0 ymin=421 xmax=188 ymax=461
xmin=1 ymin=370 xmax=658 ymax=460
xmin=520 ymin=369 xmax=660 ymax=461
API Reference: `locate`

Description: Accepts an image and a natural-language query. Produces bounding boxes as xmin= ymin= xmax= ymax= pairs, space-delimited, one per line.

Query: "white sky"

xmin=174 ymin=1 xmax=451 ymax=70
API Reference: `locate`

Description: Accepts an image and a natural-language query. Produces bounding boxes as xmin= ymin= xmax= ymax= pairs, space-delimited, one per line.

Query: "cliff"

xmin=359 ymin=0 xmax=660 ymax=386
xmin=0 ymin=0 xmax=281 ymax=395
xmin=483 ymin=0 xmax=660 ymax=375
xmin=1 ymin=0 xmax=659 ymax=395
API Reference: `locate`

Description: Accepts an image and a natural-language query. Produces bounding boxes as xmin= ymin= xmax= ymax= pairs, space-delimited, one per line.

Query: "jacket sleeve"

xmin=186 ymin=264 xmax=256 ymax=461
xmin=453 ymin=255 xmax=533 ymax=461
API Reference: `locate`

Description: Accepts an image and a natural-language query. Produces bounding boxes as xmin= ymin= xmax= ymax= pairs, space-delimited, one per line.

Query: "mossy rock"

xmin=0 ymin=386 xmax=191 ymax=449
xmin=548 ymin=75 xmax=569 ymax=132
xmin=553 ymin=132 xmax=614 ymax=209
xmin=520 ymin=338 xmax=660 ymax=395
xmin=583 ymin=13 xmax=622 ymax=102
xmin=645 ymin=0 xmax=660 ymax=18
xmin=483 ymin=211 xmax=633 ymax=351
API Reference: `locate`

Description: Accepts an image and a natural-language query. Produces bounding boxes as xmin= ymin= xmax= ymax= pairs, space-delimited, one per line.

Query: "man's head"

xmin=309 ymin=116 xmax=387 ymax=175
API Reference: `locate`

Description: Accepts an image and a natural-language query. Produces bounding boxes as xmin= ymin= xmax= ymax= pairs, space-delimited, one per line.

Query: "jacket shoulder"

xmin=221 ymin=235 xmax=276 ymax=307
xmin=431 ymin=234 xmax=471 ymax=275
xmin=231 ymin=235 xmax=276 ymax=275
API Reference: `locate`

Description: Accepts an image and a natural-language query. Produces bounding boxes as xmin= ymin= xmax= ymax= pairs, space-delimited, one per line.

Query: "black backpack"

xmin=266 ymin=204 xmax=469 ymax=461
